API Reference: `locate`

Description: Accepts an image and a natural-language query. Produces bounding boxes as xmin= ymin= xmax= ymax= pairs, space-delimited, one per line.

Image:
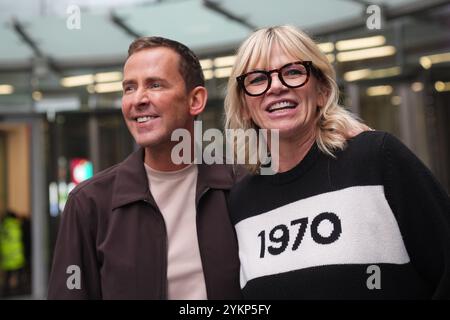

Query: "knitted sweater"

xmin=229 ymin=131 xmax=450 ymax=299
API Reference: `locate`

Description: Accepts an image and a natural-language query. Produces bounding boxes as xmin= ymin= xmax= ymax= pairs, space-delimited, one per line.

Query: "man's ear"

xmin=188 ymin=86 xmax=207 ymax=117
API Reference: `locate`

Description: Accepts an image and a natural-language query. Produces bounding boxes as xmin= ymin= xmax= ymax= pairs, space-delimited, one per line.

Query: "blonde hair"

xmin=224 ymin=25 xmax=369 ymax=174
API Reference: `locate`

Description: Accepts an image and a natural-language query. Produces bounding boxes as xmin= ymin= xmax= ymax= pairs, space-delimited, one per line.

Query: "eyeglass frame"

xmin=236 ymin=61 xmax=319 ymax=97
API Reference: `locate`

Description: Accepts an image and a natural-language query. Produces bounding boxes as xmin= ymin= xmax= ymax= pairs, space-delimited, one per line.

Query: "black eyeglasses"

xmin=237 ymin=61 xmax=313 ymax=97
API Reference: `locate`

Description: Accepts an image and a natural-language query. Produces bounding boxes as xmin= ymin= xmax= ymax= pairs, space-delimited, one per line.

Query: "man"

xmin=47 ymin=37 xmax=242 ymax=299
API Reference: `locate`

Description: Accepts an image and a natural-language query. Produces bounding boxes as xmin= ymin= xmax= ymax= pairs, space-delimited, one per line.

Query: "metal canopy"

xmin=1 ymin=0 xmax=447 ymax=69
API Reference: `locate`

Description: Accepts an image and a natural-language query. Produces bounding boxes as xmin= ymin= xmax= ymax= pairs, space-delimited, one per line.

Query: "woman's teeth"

xmin=268 ymin=101 xmax=297 ymax=112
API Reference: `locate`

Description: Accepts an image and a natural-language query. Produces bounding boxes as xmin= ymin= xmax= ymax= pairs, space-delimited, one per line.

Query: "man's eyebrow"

xmin=122 ymin=77 xmax=166 ymax=87
xmin=144 ymin=76 xmax=166 ymax=83
xmin=122 ymin=79 xmax=134 ymax=87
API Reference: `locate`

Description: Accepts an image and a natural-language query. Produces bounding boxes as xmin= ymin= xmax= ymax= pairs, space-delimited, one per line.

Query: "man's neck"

xmin=144 ymin=147 xmax=189 ymax=172
xmin=144 ymin=137 xmax=196 ymax=172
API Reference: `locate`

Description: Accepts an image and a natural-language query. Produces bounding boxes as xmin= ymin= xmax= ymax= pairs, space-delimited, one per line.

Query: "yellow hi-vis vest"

xmin=0 ymin=216 xmax=25 ymax=271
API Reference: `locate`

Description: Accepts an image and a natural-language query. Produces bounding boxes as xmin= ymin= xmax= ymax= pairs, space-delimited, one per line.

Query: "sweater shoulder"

xmin=344 ymin=130 xmax=387 ymax=156
xmin=331 ymin=130 xmax=388 ymax=172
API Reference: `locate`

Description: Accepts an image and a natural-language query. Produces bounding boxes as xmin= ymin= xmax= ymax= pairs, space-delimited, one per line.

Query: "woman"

xmin=225 ymin=25 xmax=450 ymax=299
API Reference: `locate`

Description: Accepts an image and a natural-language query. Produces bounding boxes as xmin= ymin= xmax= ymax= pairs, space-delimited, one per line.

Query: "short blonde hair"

xmin=224 ymin=25 xmax=368 ymax=174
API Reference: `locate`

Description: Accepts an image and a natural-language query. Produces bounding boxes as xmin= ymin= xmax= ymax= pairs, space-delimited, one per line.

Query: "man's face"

xmin=122 ymin=47 xmax=193 ymax=149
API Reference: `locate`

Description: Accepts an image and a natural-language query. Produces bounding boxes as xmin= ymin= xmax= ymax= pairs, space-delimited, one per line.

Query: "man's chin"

xmin=134 ymin=135 xmax=168 ymax=149
xmin=136 ymin=140 xmax=158 ymax=148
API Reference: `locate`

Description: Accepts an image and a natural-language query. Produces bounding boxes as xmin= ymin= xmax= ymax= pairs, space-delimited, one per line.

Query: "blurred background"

xmin=0 ymin=0 xmax=448 ymax=299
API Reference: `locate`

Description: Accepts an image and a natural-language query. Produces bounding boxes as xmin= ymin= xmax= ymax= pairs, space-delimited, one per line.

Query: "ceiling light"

xmin=337 ymin=46 xmax=396 ymax=62
xmin=318 ymin=42 xmax=334 ymax=53
xmin=214 ymin=55 xmax=236 ymax=68
xmin=336 ymin=35 xmax=385 ymax=51
xmin=344 ymin=69 xmax=371 ymax=82
xmin=203 ymin=70 xmax=214 ymax=80
xmin=344 ymin=66 xmax=400 ymax=82
xmin=391 ymin=96 xmax=401 ymax=105
xmin=434 ymin=81 xmax=450 ymax=92
xmin=200 ymin=59 xmax=213 ymax=70
xmin=420 ymin=57 xmax=432 ymax=69
xmin=411 ymin=82 xmax=423 ymax=92
xmin=32 ymin=91 xmax=43 ymax=101
xmin=86 ymin=84 xmax=95 ymax=94
xmin=366 ymin=85 xmax=393 ymax=96
xmin=61 ymin=74 xmax=94 ymax=87
xmin=95 ymin=72 xmax=122 ymax=83
xmin=94 ymin=81 xmax=123 ymax=93
xmin=369 ymin=66 xmax=401 ymax=79
xmin=420 ymin=52 xmax=450 ymax=69
xmin=214 ymin=67 xmax=232 ymax=78
xmin=326 ymin=54 xmax=335 ymax=63
xmin=0 ymin=84 xmax=14 ymax=95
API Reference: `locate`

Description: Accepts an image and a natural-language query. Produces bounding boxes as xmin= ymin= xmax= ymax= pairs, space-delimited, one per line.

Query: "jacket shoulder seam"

xmin=70 ymin=163 xmax=121 ymax=196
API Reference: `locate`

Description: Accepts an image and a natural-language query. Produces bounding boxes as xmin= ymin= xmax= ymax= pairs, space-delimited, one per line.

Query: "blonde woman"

xmin=225 ymin=25 xmax=450 ymax=299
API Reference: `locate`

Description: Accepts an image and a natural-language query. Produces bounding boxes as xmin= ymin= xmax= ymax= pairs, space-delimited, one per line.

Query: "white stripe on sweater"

xmin=235 ymin=185 xmax=410 ymax=288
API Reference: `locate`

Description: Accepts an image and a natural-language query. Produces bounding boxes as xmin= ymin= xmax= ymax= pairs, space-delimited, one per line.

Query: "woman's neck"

xmin=274 ymin=129 xmax=316 ymax=173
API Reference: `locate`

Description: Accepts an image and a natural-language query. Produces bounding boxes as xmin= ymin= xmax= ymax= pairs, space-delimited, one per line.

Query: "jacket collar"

xmin=111 ymin=148 xmax=235 ymax=209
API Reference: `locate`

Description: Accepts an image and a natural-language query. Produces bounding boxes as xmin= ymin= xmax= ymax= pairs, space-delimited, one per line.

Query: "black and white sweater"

xmin=229 ymin=131 xmax=450 ymax=299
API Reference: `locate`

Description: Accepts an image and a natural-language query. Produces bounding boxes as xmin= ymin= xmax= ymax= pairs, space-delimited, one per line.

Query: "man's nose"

xmin=133 ymin=89 xmax=149 ymax=108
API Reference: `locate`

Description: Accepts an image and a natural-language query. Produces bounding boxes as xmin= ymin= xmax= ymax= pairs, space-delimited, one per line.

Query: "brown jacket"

xmin=47 ymin=148 xmax=243 ymax=299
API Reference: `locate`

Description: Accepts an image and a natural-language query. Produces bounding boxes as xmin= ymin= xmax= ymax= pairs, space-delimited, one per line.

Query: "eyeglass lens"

xmin=243 ymin=63 xmax=308 ymax=96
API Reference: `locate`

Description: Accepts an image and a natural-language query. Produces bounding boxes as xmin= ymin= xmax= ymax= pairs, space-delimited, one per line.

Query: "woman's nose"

xmin=266 ymin=73 xmax=287 ymax=95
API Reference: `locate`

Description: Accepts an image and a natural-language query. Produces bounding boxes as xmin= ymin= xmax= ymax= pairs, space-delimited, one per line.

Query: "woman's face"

xmin=243 ymin=43 xmax=326 ymax=140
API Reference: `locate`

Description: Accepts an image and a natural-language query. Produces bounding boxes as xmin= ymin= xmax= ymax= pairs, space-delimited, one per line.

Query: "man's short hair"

xmin=127 ymin=36 xmax=205 ymax=92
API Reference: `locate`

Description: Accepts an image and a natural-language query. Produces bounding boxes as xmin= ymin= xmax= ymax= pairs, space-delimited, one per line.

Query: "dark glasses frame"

xmin=236 ymin=61 xmax=315 ymax=97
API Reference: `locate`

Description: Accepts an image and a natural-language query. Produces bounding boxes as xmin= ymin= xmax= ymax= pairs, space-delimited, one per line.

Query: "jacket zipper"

xmin=144 ymin=198 xmax=168 ymax=299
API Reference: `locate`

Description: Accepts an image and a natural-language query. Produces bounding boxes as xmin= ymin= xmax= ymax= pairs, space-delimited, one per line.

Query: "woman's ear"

xmin=316 ymin=83 xmax=329 ymax=107
xmin=188 ymin=86 xmax=207 ymax=117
